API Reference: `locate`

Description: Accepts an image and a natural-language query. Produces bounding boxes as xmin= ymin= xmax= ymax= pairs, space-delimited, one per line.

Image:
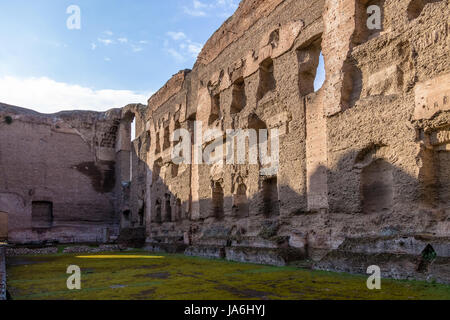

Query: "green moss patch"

xmin=6 ymin=251 xmax=450 ymax=300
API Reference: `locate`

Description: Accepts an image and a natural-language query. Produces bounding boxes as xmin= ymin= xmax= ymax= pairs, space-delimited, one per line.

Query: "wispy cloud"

xmin=98 ymin=38 xmax=114 ymax=45
xmin=131 ymin=45 xmax=143 ymax=52
xmin=164 ymin=31 xmax=203 ymax=63
xmin=167 ymin=31 xmax=187 ymax=41
xmin=183 ymin=0 xmax=239 ymax=18
xmin=0 ymin=76 xmax=151 ymax=113
xmin=92 ymin=32 xmax=147 ymax=55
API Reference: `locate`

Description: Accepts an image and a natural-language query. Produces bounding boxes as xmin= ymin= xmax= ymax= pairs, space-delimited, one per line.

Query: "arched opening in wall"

xmin=209 ymin=93 xmax=221 ymax=125
xmin=171 ymin=163 xmax=179 ymax=178
xmin=361 ymin=159 xmax=393 ymax=214
xmin=146 ymin=131 xmax=151 ymax=153
xmin=297 ymin=36 xmax=324 ymax=96
xmin=248 ymin=114 xmax=268 ymax=166
xmin=0 ymin=211 xmax=7 ymax=241
xmin=32 ymin=201 xmax=53 ymax=229
xmin=138 ymin=203 xmax=145 ymax=226
xmin=354 ymin=0 xmax=385 ymax=45
xmin=122 ymin=210 xmax=131 ymax=227
xmin=154 ymin=199 xmax=162 ymax=223
xmin=131 ymin=118 xmax=136 ymax=141
xmin=314 ymin=53 xmax=326 ymax=92
xmin=152 ymin=158 xmax=163 ymax=183
xmin=175 ymin=198 xmax=182 ymax=222
xmin=155 ymin=132 xmax=161 ymax=154
xmin=163 ymin=125 xmax=171 ymax=150
xmin=407 ymin=0 xmax=441 ymax=21
xmin=262 ymin=177 xmax=279 ymax=217
xmin=164 ymin=194 xmax=172 ymax=222
xmin=257 ymin=58 xmax=276 ymax=101
xmin=436 ymin=149 xmax=450 ymax=208
xmin=342 ymin=60 xmax=363 ymax=109
xmin=211 ymin=182 xmax=224 ymax=220
xmin=230 ymin=77 xmax=247 ymax=114
xmin=233 ymin=183 xmax=249 ymax=218
xmin=417 ymin=244 xmax=437 ymax=273
xmin=120 ymin=112 xmax=136 ymax=183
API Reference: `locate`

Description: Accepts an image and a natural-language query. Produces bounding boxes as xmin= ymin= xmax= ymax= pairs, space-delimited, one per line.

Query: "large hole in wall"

xmin=418 ymin=144 xmax=449 ymax=208
xmin=417 ymin=244 xmax=437 ymax=273
xmin=248 ymin=114 xmax=268 ymax=166
xmin=175 ymin=198 xmax=182 ymax=222
xmin=131 ymin=118 xmax=136 ymax=141
xmin=342 ymin=59 xmax=363 ymax=109
xmin=0 ymin=212 xmax=8 ymax=241
xmin=262 ymin=177 xmax=280 ymax=217
xmin=164 ymin=194 xmax=172 ymax=222
xmin=152 ymin=158 xmax=162 ymax=183
xmin=407 ymin=0 xmax=441 ymax=21
xmin=361 ymin=159 xmax=393 ymax=214
xmin=154 ymin=199 xmax=162 ymax=224
xmin=211 ymin=182 xmax=224 ymax=220
xmin=230 ymin=77 xmax=247 ymax=114
xmin=32 ymin=201 xmax=53 ymax=229
xmin=171 ymin=163 xmax=179 ymax=178
xmin=155 ymin=132 xmax=161 ymax=154
xmin=233 ymin=183 xmax=249 ymax=218
xmin=122 ymin=210 xmax=131 ymax=228
xmin=209 ymin=93 xmax=221 ymax=125
xmin=138 ymin=204 xmax=145 ymax=226
xmin=257 ymin=58 xmax=276 ymax=101
xmin=436 ymin=150 xmax=450 ymax=207
xmin=163 ymin=125 xmax=171 ymax=150
xmin=120 ymin=112 xmax=136 ymax=183
xmin=297 ymin=36 xmax=325 ymax=96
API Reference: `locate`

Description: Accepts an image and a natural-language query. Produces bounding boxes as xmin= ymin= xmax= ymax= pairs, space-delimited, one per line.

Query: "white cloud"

xmin=118 ymin=37 xmax=128 ymax=43
xmin=91 ymin=43 xmax=97 ymax=50
xmin=167 ymin=31 xmax=187 ymax=41
xmin=165 ymin=32 xmax=203 ymax=62
xmin=103 ymin=30 xmax=114 ymax=36
xmin=183 ymin=0 xmax=239 ymax=17
xmin=139 ymin=40 xmax=148 ymax=44
xmin=104 ymin=57 xmax=111 ymax=62
xmin=167 ymin=48 xmax=185 ymax=63
xmin=187 ymin=41 xmax=202 ymax=57
xmin=0 ymin=76 xmax=151 ymax=114
xmin=98 ymin=38 xmax=114 ymax=45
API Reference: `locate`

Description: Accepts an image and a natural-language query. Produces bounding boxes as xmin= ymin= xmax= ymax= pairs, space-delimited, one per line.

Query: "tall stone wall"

xmin=125 ymin=0 xmax=449 ymax=278
xmin=0 ymin=103 xmax=122 ymax=244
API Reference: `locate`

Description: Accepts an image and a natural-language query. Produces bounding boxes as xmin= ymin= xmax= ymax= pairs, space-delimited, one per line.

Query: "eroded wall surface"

xmin=123 ymin=0 xmax=449 ymax=280
xmin=0 ymin=103 xmax=122 ymax=243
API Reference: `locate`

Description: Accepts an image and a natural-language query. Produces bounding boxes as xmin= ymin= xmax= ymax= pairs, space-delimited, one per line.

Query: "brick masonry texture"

xmin=0 ymin=0 xmax=449 ymax=283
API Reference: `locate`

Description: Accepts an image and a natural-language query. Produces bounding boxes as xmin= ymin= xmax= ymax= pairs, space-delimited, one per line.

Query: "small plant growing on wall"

xmin=4 ymin=116 xmax=13 ymax=125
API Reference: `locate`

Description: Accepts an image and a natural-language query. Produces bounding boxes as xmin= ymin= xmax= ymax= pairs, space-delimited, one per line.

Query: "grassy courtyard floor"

xmin=6 ymin=251 xmax=450 ymax=300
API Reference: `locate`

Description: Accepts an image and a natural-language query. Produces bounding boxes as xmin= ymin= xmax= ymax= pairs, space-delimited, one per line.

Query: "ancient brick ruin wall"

xmin=0 ymin=103 xmax=122 ymax=244
xmin=124 ymin=0 xmax=449 ymax=269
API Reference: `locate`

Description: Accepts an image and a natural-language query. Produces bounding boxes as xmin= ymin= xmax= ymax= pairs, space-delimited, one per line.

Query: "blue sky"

xmin=0 ymin=0 xmax=239 ymax=113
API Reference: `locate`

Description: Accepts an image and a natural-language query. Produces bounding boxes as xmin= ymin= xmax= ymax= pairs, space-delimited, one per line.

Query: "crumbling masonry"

xmin=0 ymin=0 xmax=449 ymax=283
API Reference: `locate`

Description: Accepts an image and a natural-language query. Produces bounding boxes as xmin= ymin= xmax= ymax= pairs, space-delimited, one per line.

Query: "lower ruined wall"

xmin=0 ymin=104 xmax=121 ymax=244
xmin=0 ymin=246 xmax=6 ymax=300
